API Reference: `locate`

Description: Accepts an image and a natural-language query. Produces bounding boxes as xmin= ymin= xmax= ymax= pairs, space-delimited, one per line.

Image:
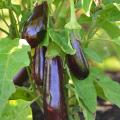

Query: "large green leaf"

xmin=0 ymin=38 xmax=30 ymax=116
xmin=99 ymin=3 xmax=120 ymax=21
xmin=84 ymin=48 xmax=103 ymax=63
xmin=91 ymin=67 xmax=120 ymax=108
xmin=96 ymin=76 xmax=120 ymax=108
xmin=97 ymin=20 xmax=120 ymax=39
xmin=74 ymin=76 xmax=97 ymax=113
xmin=0 ymin=100 xmax=32 ymax=120
xmin=82 ymin=108 xmax=95 ymax=120
xmin=66 ymin=82 xmax=95 ymax=120
xmin=74 ymin=94 xmax=95 ymax=120
xmin=49 ymin=29 xmax=75 ymax=55
xmin=110 ymin=36 xmax=120 ymax=46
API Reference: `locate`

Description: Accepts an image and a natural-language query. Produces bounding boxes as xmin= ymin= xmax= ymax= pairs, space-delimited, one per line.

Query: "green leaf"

xmin=0 ymin=38 xmax=30 ymax=117
xmin=113 ymin=3 xmax=120 ymax=11
xmin=78 ymin=14 xmax=92 ymax=25
xmin=10 ymin=86 xmax=34 ymax=101
xmin=81 ymin=0 xmax=93 ymax=16
xmin=84 ymin=48 xmax=103 ymax=63
xmin=49 ymin=29 xmax=75 ymax=55
xmin=0 ymin=100 xmax=32 ymax=120
xmin=67 ymin=84 xmax=95 ymax=120
xmin=96 ymin=76 xmax=120 ymax=108
xmin=97 ymin=20 xmax=120 ymax=39
xmin=91 ymin=67 xmax=120 ymax=108
xmin=11 ymin=4 xmax=21 ymax=16
xmin=41 ymin=31 xmax=49 ymax=47
xmin=110 ymin=36 xmax=120 ymax=46
xmin=94 ymin=80 xmax=107 ymax=100
xmin=75 ymin=93 xmax=95 ymax=120
xmin=74 ymin=76 xmax=97 ymax=113
xmin=53 ymin=0 xmax=61 ymax=6
xmin=82 ymin=108 xmax=95 ymax=120
xmin=54 ymin=1 xmax=68 ymax=28
xmin=19 ymin=10 xmax=31 ymax=32
xmin=46 ymin=42 xmax=64 ymax=58
xmin=0 ymin=1 xmax=9 ymax=9
xmin=99 ymin=3 xmax=120 ymax=21
xmin=102 ymin=0 xmax=120 ymax=5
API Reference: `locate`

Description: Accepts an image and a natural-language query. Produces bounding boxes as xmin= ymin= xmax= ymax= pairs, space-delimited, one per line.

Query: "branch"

xmin=0 ymin=27 xmax=9 ymax=35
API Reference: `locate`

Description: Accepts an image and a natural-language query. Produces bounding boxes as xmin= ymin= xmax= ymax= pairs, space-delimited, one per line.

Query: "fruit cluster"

xmin=13 ymin=1 xmax=89 ymax=120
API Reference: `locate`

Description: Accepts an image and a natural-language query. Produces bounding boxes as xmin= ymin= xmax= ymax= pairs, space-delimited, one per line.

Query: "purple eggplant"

xmin=22 ymin=2 xmax=48 ymax=48
xmin=43 ymin=57 xmax=68 ymax=120
xmin=32 ymin=46 xmax=46 ymax=86
xmin=67 ymin=33 xmax=89 ymax=80
xmin=13 ymin=67 xmax=28 ymax=86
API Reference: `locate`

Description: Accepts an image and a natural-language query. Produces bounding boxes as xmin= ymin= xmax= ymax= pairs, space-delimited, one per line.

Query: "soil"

xmin=31 ymin=102 xmax=44 ymax=120
xmin=96 ymin=98 xmax=120 ymax=120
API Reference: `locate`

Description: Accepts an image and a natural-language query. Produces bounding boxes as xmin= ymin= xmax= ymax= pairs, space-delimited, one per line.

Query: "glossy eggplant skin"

xmin=43 ymin=57 xmax=68 ymax=120
xmin=22 ymin=2 xmax=48 ymax=48
xmin=67 ymin=33 xmax=89 ymax=80
xmin=32 ymin=46 xmax=46 ymax=86
xmin=13 ymin=67 xmax=28 ymax=86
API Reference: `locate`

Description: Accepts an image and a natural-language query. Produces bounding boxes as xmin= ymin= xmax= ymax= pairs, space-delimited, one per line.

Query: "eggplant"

xmin=43 ymin=57 xmax=68 ymax=120
xmin=13 ymin=67 xmax=28 ymax=86
xmin=22 ymin=1 xmax=48 ymax=48
xmin=32 ymin=46 xmax=46 ymax=86
xmin=67 ymin=33 xmax=89 ymax=80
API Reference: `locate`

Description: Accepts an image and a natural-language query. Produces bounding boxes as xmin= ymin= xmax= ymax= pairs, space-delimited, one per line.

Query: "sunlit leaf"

xmin=0 ymin=100 xmax=32 ymax=120
xmin=74 ymin=76 xmax=97 ymax=113
xmin=0 ymin=38 xmax=30 ymax=117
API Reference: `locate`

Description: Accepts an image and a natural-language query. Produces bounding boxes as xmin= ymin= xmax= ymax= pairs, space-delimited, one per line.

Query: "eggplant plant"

xmin=0 ymin=0 xmax=120 ymax=120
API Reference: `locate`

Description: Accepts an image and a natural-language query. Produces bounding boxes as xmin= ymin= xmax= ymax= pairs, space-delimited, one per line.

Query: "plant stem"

xmin=0 ymin=28 xmax=9 ymax=35
xmin=8 ymin=0 xmax=20 ymax=38
xmin=26 ymin=62 xmax=43 ymax=108
xmin=70 ymin=0 xmax=76 ymax=20
xmin=26 ymin=67 xmax=36 ymax=93
xmin=9 ymin=10 xmax=20 ymax=37
xmin=0 ymin=10 xmax=9 ymax=28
